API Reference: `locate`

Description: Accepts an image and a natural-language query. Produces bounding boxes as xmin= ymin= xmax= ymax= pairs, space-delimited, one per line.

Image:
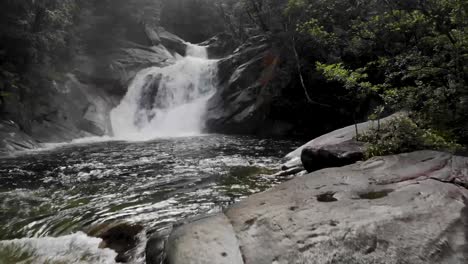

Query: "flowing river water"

xmin=0 ymin=44 xmax=302 ymax=263
xmin=0 ymin=135 xmax=299 ymax=263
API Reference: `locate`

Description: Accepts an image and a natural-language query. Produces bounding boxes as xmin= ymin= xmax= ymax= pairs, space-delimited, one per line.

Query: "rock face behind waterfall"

xmin=163 ymin=150 xmax=468 ymax=264
xmin=205 ymin=36 xmax=295 ymax=136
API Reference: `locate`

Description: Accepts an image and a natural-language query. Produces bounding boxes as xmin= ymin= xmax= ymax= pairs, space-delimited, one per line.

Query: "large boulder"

xmin=164 ymin=151 xmax=468 ymax=264
xmin=109 ymin=43 xmax=175 ymax=86
xmin=205 ymin=36 xmax=294 ymax=136
xmin=28 ymin=74 xmax=119 ymax=143
xmin=301 ymin=140 xmax=366 ymax=172
xmin=88 ymin=222 xmax=144 ymax=263
xmin=166 ymin=214 xmax=244 ymax=264
xmin=284 ymin=113 xmax=404 ymax=172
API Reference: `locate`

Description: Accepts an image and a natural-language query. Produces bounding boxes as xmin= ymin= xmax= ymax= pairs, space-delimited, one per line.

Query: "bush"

xmin=359 ymin=116 xmax=461 ymax=159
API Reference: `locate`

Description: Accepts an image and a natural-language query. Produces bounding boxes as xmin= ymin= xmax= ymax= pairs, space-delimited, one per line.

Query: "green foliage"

xmin=298 ymin=19 xmax=336 ymax=44
xmin=0 ymin=0 xmax=81 ymax=114
xmin=316 ymin=62 xmax=378 ymax=91
xmin=360 ymin=116 xmax=461 ymax=158
xmin=290 ymin=0 xmax=468 ymax=144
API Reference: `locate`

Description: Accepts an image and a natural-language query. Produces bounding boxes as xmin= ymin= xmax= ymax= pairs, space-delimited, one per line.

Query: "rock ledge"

xmin=163 ymin=151 xmax=468 ymax=264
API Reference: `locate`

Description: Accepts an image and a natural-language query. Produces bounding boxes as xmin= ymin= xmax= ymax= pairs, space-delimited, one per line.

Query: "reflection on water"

xmin=0 ymin=135 xmax=300 ymax=263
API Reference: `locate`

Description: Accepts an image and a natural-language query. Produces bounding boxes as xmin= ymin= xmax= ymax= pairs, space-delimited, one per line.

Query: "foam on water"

xmin=0 ymin=232 xmax=117 ymax=264
xmin=110 ymin=43 xmax=217 ymax=141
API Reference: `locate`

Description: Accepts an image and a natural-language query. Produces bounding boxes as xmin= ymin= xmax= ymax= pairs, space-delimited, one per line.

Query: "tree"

xmin=289 ymin=0 xmax=468 ymax=143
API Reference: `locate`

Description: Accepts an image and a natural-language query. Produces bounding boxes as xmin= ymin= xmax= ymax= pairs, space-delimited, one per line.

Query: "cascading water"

xmin=110 ymin=44 xmax=217 ymax=140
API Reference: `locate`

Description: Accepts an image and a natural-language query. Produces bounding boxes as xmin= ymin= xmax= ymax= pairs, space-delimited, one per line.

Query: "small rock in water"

xmin=88 ymin=222 xmax=144 ymax=263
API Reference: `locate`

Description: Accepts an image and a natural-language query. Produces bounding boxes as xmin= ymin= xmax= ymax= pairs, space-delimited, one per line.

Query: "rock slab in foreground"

xmin=166 ymin=214 xmax=244 ymax=264
xmin=166 ymin=151 xmax=468 ymax=264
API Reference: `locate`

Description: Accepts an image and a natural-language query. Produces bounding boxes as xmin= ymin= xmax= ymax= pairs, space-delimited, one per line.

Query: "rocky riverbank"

xmin=161 ymin=149 xmax=468 ymax=264
xmin=156 ymin=118 xmax=468 ymax=264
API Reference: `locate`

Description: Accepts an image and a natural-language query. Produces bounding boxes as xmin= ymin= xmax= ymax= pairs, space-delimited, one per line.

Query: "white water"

xmin=110 ymin=44 xmax=217 ymax=140
xmin=0 ymin=232 xmax=117 ymax=263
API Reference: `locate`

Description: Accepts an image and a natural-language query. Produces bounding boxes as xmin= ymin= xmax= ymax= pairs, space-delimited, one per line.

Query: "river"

xmin=0 ymin=135 xmax=300 ymax=263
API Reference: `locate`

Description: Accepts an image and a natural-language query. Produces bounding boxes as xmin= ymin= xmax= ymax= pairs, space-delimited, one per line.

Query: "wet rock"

xmin=0 ymin=120 xmax=39 ymax=153
xmin=146 ymin=227 xmax=172 ymax=264
xmin=284 ymin=113 xmax=404 ymax=172
xmin=145 ymin=24 xmax=162 ymax=46
xmin=28 ymin=74 xmax=118 ymax=143
xmin=110 ymin=44 xmax=174 ymax=86
xmin=158 ymin=28 xmax=188 ymax=56
xmin=165 ymin=151 xmax=468 ymax=264
xmin=88 ymin=222 xmax=144 ymax=263
xmin=201 ymin=33 xmax=239 ymax=59
xmin=205 ymin=35 xmax=291 ymax=135
xmin=272 ymin=166 xmax=304 ymax=177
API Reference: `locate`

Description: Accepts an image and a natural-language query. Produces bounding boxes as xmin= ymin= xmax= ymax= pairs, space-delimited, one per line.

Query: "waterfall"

xmin=110 ymin=44 xmax=217 ymax=140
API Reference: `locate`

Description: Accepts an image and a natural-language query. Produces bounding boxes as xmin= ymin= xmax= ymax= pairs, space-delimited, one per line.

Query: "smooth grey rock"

xmin=166 ymin=214 xmax=244 ymax=264
xmin=29 ymin=74 xmax=118 ymax=143
xmin=166 ymin=151 xmax=468 ymax=264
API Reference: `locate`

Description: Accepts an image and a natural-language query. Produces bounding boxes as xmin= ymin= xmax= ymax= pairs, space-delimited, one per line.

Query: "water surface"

xmin=0 ymin=135 xmax=299 ymax=263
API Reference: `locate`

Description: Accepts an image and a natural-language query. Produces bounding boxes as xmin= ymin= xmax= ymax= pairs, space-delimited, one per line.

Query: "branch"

xmin=291 ymin=35 xmax=332 ymax=108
